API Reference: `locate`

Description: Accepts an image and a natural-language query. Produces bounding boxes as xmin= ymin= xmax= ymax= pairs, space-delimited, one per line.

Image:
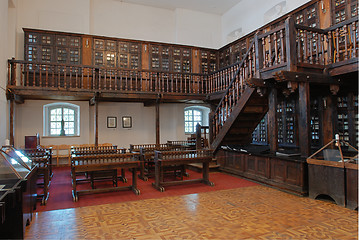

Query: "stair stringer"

xmin=211 ymin=87 xmax=256 ymax=151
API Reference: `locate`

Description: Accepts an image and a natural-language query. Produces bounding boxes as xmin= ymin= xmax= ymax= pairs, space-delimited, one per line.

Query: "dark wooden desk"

xmin=71 ymin=146 xmax=127 ymax=185
xmin=152 ymin=149 xmax=214 ymax=192
xmin=71 ymin=153 xmax=140 ymax=201
xmin=129 ymin=144 xmax=187 ymax=181
xmin=22 ymin=148 xmax=52 ymax=205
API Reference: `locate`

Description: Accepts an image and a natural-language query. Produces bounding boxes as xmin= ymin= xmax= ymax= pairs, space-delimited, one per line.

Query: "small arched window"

xmin=43 ymin=103 xmax=80 ymax=136
xmin=184 ymin=106 xmax=210 ymax=134
xmin=184 ymin=108 xmax=202 ymax=134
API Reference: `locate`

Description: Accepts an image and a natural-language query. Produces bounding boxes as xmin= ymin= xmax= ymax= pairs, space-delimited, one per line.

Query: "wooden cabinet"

xmin=332 ymin=0 xmax=358 ymax=24
xmin=25 ymin=134 xmax=40 ymax=149
xmin=25 ymin=30 xmax=81 ymax=65
xmin=217 ymin=149 xmax=307 ymax=195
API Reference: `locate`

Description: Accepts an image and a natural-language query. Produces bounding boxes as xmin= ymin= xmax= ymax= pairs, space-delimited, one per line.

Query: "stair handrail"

xmin=211 ymin=39 xmax=256 ymax=140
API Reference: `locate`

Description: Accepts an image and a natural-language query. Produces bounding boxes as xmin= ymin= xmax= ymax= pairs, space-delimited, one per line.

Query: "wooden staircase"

xmin=211 ymin=87 xmax=268 ymax=150
xmin=210 ymin=41 xmax=268 ymax=151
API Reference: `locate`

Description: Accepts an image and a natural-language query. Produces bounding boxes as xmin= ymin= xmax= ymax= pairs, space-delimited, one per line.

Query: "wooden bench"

xmin=130 ymin=144 xmax=187 ymax=181
xmin=42 ymin=143 xmax=113 ymax=166
xmin=21 ymin=147 xmax=53 ymax=205
xmin=71 ymin=152 xmax=140 ymax=201
xmin=152 ymin=149 xmax=214 ymax=192
xmin=167 ymin=140 xmax=195 ymax=150
xmin=70 ymin=146 xmax=127 ymax=186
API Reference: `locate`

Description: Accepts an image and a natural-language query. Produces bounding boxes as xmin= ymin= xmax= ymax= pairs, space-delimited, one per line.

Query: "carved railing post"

xmin=285 ymin=17 xmax=297 ymax=71
xmin=9 ymin=57 xmax=17 ymax=86
xmin=254 ymin=33 xmax=263 ymax=78
xmin=196 ymin=123 xmax=202 ymax=150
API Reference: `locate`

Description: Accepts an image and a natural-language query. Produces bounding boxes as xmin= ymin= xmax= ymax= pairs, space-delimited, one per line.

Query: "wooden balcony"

xmin=7 ymin=18 xmax=358 ymax=104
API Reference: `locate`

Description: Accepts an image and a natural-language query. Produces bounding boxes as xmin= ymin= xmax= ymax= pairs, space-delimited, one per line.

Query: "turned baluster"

xmin=320 ymin=34 xmax=325 ymax=65
xmin=70 ymin=67 xmax=77 ymax=87
xmin=45 ymin=65 xmax=49 ymax=87
xmin=274 ymin=32 xmax=279 ymax=65
xmin=280 ymin=30 xmax=284 ymax=64
xmin=148 ymin=72 xmax=152 ymax=92
xmin=166 ymin=73 xmax=169 ymax=93
xmin=315 ymin=33 xmax=319 ymax=64
xmin=32 ymin=64 xmax=36 ymax=86
xmin=328 ymin=31 xmax=332 ymax=64
xmin=219 ymin=71 xmax=222 ymax=91
xmin=86 ymin=68 xmax=90 ymax=89
xmin=130 ymin=71 xmax=133 ymax=91
xmin=20 ymin=64 xmax=24 ymax=86
xmin=39 ymin=65 xmax=42 ymax=87
xmin=335 ymin=28 xmax=340 ymax=62
xmin=119 ymin=70 xmax=123 ymax=91
xmin=80 ymin=68 xmax=84 ymax=89
xmin=344 ymin=25 xmax=348 ymax=61
xmin=180 ymin=74 xmax=183 ymax=93
xmin=268 ymin=35 xmax=272 ymax=67
xmin=352 ymin=22 xmax=357 ymax=58
xmin=252 ymin=47 xmax=256 ymax=73
xmin=26 ymin=64 xmax=30 ymax=86
xmin=92 ymin=68 xmax=95 ymax=89
xmin=218 ymin=71 xmax=221 ymax=91
xmin=249 ymin=50 xmax=253 ymax=78
xmin=262 ymin=38 xmax=266 ymax=68
xmin=309 ymin=32 xmax=314 ymax=64
xmin=303 ymin=31 xmax=308 ymax=64
xmin=109 ymin=70 xmax=113 ymax=90
xmin=240 ymin=70 xmax=244 ymax=94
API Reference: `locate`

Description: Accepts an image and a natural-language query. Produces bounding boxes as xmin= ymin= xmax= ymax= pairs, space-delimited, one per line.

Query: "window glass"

xmin=44 ymin=103 xmax=80 ymax=136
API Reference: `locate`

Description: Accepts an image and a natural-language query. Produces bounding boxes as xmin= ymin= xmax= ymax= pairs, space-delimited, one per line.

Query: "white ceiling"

xmin=114 ymin=0 xmax=243 ymax=15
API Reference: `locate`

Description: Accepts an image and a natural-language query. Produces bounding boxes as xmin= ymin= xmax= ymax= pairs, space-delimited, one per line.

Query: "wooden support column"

xmin=285 ymin=17 xmax=297 ymax=72
xmin=322 ymin=94 xmax=335 ymax=145
xmin=91 ymin=93 xmax=99 ymax=147
xmin=254 ymin=33 xmax=263 ymax=78
xmin=94 ymin=100 xmax=98 ymax=147
xmin=9 ymin=98 xmax=14 ymax=146
xmin=347 ymin=92 xmax=356 ymax=146
xmin=268 ymin=88 xmax=278 ymax=153
xmin=298 ymin=82 xmax=311 ymax=157
xmin=196 ymin=123 xmax=202 ymax=149
xmin=209 ymin=104 xmax=216 ymax=146
xmin=155 ymin=102 xmax=160 ymax=145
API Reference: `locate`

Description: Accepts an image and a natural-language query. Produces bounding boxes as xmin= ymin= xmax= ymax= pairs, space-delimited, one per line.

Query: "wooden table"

xmin=71 ymin=153 xmax=140 ymax=201
xmin=152 ymin=149 xmax=214 ymax=192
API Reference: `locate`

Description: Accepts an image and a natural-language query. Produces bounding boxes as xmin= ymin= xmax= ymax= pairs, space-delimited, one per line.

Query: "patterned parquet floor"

xmin=25 ymin=185 xmax=358 ymax=240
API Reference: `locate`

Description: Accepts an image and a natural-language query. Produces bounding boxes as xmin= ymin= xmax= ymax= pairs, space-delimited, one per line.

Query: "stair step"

xmin=243 ymin=106 xmax=265 ymax=113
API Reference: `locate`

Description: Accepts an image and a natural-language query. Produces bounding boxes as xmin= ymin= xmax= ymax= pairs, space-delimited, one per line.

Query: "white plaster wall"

xmin=175 ymin=8 xmax=222 ymax=49
xmin=0 ymin=0 xmax=10 ymax=146
xmin=15 ymin=0 xmax=90 ymax=59
xmin=14 ymin=100 xmax=208 ymax=148
xmin=15 ymin=100 xmax=91 ymax=148
xmin=221 ymin=0 xmax=311 ymax=45
xmin=91 ymin=0 xmax=176 ymax=44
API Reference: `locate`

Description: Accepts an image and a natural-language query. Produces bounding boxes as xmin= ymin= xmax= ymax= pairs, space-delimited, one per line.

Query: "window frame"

xmin=43 ymin=103 xmax=80 ymax=137
xmin=184 ymin=107 xmax=203 ymax=134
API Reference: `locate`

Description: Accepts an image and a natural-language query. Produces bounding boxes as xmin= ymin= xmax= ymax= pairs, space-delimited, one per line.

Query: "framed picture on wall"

xmin=122 ymin=116 xmax=132 ymax=128
xmin=107 ymin=116 xmax=117 ymax=128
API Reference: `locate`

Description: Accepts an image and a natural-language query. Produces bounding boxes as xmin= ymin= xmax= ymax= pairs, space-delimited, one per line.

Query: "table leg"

xmin=202 ymin=162 xmax=214 ymax=186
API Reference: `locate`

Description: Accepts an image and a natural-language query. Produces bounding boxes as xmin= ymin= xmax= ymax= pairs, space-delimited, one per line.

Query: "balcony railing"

xmin=7 ymin=60 xmax=209 ymax=95
xmin=7 ymin=17 xmax=358 ymax=98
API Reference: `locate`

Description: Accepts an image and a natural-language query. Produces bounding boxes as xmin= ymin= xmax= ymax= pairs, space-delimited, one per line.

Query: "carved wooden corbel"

xmin=330 ymin=84 xmax=339 ymax=95
xmin=287 ymin=81 xmax=298 ymax=93
xmin=282 ymin=88 xmax=291 ymax=98
xmin=256 ymin=87 xmax=267 ymax=97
